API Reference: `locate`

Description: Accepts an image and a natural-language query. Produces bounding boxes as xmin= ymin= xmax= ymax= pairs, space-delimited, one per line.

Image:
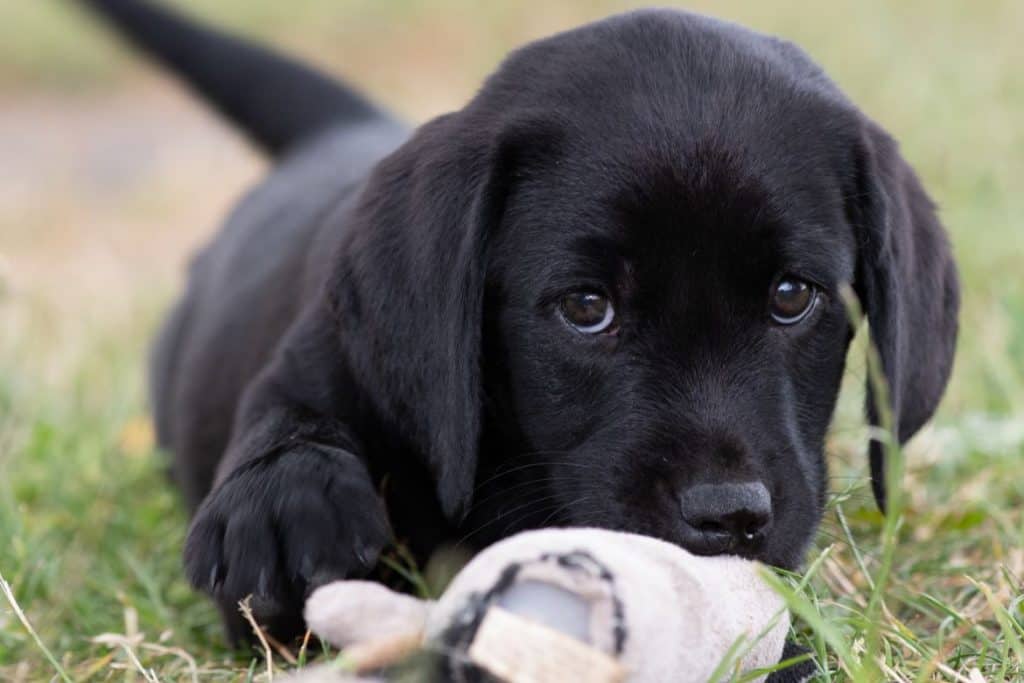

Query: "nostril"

xmin=696 ymin=520 xmax=727 ymax=535
xmin=678 ymin=481 xmax=773 ymax=551
xmin=738 ymin=514 xmax=769 ymax=541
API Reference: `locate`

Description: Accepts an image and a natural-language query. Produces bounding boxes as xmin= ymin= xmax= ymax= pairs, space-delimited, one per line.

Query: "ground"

xmin=1 ymin=0 xmax=1022 ymax=680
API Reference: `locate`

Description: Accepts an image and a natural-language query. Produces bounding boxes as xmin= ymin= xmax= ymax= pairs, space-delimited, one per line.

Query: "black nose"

xmin=678 ymin=482 xmax=772 ymax=555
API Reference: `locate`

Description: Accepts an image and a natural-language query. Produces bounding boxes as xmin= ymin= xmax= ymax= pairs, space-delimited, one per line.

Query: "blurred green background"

xmin=1 ymin=1 xmax=1022 ymax=680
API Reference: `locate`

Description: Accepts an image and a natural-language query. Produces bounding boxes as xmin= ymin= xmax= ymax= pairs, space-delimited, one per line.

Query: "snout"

xmin=677 ymin=481 xmax=772 ymax=556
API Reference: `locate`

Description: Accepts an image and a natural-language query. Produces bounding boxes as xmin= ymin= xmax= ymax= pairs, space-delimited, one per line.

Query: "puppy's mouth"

xmin=557 ymin=479 xmax=802 ymax=570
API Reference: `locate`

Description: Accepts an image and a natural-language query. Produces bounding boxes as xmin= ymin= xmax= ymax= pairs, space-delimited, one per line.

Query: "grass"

xmin=1 ymin=0 xmax=1023 ymax=680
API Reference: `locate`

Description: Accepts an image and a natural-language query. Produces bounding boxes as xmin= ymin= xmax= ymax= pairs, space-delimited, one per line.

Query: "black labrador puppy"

xmin=83 ymin=0 xmax=958 ymax=649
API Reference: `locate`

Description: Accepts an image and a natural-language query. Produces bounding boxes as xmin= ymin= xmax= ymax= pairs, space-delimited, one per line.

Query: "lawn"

xmin=1 ymin=0 xmax=1022 ymax=680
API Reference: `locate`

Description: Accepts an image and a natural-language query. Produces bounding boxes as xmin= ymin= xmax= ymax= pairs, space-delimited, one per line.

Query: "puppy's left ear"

xmin=330 ymin=113 xmax=532 ymax=523
xmin=849 ymin=120 xmax=960 ymax=512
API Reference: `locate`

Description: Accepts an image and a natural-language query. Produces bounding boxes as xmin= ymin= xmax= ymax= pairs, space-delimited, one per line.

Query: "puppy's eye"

xmin=770 ymin=277 xmax=817 ymax=325
xmin=559 ymin=292 xmax=616 ymax=334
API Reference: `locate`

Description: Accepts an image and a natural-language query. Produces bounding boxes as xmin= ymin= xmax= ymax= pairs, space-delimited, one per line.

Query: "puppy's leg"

xmin=183 ymin=308 xmax=391 ymax=645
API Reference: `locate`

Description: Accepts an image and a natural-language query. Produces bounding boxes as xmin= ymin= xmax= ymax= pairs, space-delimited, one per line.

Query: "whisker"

xmin=471 ymin=458 xmax=600 ymax=492
xmin=538 ymin=496 xmax=591 ymax=528
xmin=466 ymin=476 xmax=586 ymax=513
xmin=457 ymin=493 xmax=569 ymax=546
xmin=496 ymin=497 xmax=587 ymax=538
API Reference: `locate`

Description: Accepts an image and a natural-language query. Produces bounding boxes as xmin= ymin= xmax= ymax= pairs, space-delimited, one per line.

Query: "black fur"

xmin=78 ymin=0 xmax=385 ymax=156
xmin=81 ymin=0 xmax=959 ymax=652
xmin=850 ymin=124 xmax=960 ymax=510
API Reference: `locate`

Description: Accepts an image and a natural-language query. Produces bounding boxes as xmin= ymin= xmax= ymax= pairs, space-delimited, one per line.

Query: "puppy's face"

xmin=344 ymin=10 xmax=957 ymax=572
xmin=479 ymin=126 xmax=857 ymax=569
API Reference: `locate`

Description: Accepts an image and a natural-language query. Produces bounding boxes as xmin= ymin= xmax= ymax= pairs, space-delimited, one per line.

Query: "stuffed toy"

xmin=287 ymin=528 xmax=814 ymax=682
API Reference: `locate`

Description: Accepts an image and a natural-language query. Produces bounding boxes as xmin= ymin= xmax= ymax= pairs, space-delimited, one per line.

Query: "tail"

xmin=78 ymin=0 xmax=385 ymax=157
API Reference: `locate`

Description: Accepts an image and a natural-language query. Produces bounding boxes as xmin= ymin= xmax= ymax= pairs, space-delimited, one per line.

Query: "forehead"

xmin=500 ymin=134 xmax=857 ymax=295
xmin=483 ymin=10 xmax=863 ymax=294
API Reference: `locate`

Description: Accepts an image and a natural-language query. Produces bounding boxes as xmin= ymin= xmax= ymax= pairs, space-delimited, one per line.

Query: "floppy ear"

xmin=329 ymin=113 xmax=518 ymax=523
xmin=849 ymin=121 xmax=960 ymax=511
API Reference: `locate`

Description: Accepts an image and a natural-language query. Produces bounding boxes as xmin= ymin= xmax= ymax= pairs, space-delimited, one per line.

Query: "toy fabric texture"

xmin=289 ymin=528 xmax=813 ymax=682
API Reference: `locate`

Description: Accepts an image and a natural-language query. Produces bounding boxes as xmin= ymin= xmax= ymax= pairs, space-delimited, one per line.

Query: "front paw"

xmin=766 ymin=641 xmax=816 ymax=682
xmin=183 ymin=446 xmax=391 ymax=644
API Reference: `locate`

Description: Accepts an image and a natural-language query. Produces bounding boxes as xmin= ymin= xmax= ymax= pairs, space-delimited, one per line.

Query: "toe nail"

xmin=353 ymin=536 xmax=369 ymax=566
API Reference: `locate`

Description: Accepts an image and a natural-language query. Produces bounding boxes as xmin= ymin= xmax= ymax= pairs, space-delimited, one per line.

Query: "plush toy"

xmin=287 ymin=528 xmax=813 ymax=682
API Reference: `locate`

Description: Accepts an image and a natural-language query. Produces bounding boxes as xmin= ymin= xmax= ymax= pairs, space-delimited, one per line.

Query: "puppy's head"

xmin=336 ymin=11 xmax=958 ymax=569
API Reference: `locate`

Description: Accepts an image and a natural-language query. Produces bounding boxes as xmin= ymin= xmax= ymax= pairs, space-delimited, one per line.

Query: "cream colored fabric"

xmin=427 ymin=528 xmax=788 ymax=682
xmin=305 ymin=580 xmax=432 ymax=649
xmin=297 ymin=528 xmax=789 ymax=682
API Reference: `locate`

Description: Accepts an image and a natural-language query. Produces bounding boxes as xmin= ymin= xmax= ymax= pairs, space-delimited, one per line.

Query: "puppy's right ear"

xmin=328 ymin=113 xmax=545 ymax=523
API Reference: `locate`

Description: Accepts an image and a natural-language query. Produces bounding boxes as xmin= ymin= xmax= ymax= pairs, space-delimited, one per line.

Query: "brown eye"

xmin=560 ymin=292 xmax=616 ymax=334
xmin=770 ymin=277 xmax=816 ymax=324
